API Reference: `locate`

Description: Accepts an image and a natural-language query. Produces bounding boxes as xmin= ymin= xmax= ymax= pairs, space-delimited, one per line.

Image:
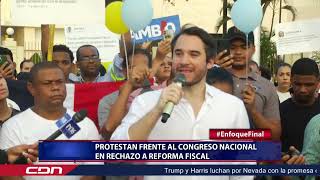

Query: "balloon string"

xmin=122 ymin=34 xmax=130 ymax=80
xmin=245 ymin=33 xmax=249 ymax=85
xmin=131 ymin=38 xmax=136 ymax=72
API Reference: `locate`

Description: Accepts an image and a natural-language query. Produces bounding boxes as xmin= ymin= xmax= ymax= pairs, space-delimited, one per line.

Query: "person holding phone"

xmin=215 ymin=26 xmax=281 ymax=141
xmin=0 ymin=47 xmax=16 ymax=80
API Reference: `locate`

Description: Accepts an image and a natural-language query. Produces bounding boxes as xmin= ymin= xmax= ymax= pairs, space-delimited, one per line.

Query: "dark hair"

xmin=29 ymin=62 xmax=62 ymax=83
xmin=259 ymin=66 xmax=272 ymax=81
xmin=122 ymin=48 xmax=152 ymax=69
xmin=171 ymin=27 xmax=216 ymax=63
xmin=76 ymin=44 xmax=99 ymax=62
xmin=276 ymin=62 xmax=291 ymax=75
xmin=0 ymin=47 xmax=14 ymax=62
xmin=52 ymin=44 xmax=74 ymax=62
xmin=206 ymin=67 xmax=233 ymax=86
xmin=249 ymin=60 xmax=259 ymax=68
xmin=291 ymin=58 xmax=319 ymax=78
xmin=20 ymin=59 xmax=34 ymax=70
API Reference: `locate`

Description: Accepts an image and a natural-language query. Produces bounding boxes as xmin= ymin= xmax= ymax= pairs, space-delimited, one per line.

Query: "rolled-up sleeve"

xmin=111 ymin=94 xmax=153 ymax=140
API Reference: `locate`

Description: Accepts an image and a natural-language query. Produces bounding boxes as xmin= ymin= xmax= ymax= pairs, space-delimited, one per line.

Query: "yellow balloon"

xmin=105 ymin=2 xmax=129 ymax=34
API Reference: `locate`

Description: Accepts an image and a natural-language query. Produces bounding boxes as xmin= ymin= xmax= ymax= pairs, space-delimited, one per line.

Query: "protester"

xmin=70 ymin=44 xmax=110 ymax=83
xmin=51 ymin=44 xmax=75 ymax=83
xmin=6 ymin=78 xmax=33 ymax=111
xmin=275 ymin=63 xmax=292 ymax=103
xmin=154 ymin=53 xmax=172 ymax=85
xmin=0 ymin=73 xmax=20 ymax=127
xmin=99 ymin=48 xmax=153 ymax=139
xmin=20 ymin=60 xmax=34 ymax=73
xmin=206 ymin=66 xmax=233 ymax=94
xmin=111 ymin=27 xmax=252 ymax=180
xmin=98 ymin=39 xmax=172 ymax=136
xmin=0 ymin=62 xmax=100 ymax=180
xmin=215 ymin=26 xmax=281 ymax=140
xmin=281 ymin=58 xmax=320 ymax=152
xmin=105 ymin=32 xmax=132 ymax=82
xmin=0 ymin=47 xmax=16 ymax=79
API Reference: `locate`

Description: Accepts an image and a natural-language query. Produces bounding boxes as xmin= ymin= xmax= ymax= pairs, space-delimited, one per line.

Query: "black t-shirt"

xmin=280 ymin=97 xmax=320 ymax=152
xmin=6 ymin=79 xmax=34 ymax=111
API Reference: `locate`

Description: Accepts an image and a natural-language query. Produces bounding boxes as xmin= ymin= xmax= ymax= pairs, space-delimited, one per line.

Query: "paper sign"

xmin=11 ymin=0 xmax=104 ymax=26
xmin=275 ymin=19 xmax=320 ymax=55
xmin=64 ymin=24 xmax=119 ymax=62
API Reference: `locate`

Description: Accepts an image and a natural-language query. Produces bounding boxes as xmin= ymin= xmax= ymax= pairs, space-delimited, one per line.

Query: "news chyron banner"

xmin=1 ymin=165 xmax=320 ymax=176
xmin=2 ymin=129 xmax=320 ymax=176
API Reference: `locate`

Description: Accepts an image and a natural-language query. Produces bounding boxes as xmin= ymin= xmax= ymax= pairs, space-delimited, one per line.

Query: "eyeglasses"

xmin=79 ymin=56 xmax=100 ymax=62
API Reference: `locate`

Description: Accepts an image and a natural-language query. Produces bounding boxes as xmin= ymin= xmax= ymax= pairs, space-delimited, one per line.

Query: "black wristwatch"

xmin=0 ymin=149 xmax=9 ymax=164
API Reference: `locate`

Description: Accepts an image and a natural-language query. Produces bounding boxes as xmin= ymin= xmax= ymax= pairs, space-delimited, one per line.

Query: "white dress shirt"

xmin=111 ymin=84 xmax=250 ymax=140
xmin=111 ymin=84 xmax=253 ymax=180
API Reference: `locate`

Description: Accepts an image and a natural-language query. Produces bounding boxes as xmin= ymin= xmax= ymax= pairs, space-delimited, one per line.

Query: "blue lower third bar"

xmin=39 ymin=141 xmax=281 ymax=161
xmin=68 ymin=164 xmax=320 ymax=176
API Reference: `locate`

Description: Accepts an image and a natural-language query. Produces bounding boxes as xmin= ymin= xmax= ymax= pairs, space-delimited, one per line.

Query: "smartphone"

xmin=282 ymin=149 xmax=300 ymax=158
xmin=0 ymin=55 xmax=7 ymax=66
xmin=217 ymin=39 xmax=230 ymax=58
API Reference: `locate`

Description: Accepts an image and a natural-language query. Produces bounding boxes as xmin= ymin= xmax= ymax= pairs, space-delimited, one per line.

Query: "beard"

xmin=294 ymin=94 xmax=314 ymax=105
xmin=180 ymin=68 xmax=207 ymax=87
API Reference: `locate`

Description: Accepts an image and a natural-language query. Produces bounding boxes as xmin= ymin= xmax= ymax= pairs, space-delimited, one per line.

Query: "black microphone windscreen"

xmin=73 ymin=109 xmax=88 ymax=123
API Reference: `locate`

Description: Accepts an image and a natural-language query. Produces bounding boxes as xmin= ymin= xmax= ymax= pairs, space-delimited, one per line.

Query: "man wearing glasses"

xmin=70 ymin=44 xmax=111 ymax=83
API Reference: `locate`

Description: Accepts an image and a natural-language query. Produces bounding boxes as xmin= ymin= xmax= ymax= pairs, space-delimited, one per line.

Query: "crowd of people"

xmin=0 ymin=24 xmax=319 ymax=180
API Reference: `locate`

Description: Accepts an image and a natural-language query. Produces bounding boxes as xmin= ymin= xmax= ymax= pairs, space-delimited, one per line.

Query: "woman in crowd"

xmin=275 ymin=63 xmax=292 ymax=103
xmin=0 ymin=73 xmax=19 ymax=128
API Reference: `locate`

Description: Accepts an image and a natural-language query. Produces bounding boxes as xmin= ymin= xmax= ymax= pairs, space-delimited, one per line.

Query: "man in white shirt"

xmin=112 ymin=27 xmax=252 ymax=180
xmin=0 ymin=62 xmax=100 ymax=180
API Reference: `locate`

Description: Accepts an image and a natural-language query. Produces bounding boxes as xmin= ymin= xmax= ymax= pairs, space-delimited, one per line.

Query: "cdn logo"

xmin=26 ymin=166 xmax=63 ymax=175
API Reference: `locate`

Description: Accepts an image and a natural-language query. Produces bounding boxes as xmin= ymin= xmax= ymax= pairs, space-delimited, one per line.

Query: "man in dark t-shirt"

xmin=281 ymin=58 xmax=320 ymax=152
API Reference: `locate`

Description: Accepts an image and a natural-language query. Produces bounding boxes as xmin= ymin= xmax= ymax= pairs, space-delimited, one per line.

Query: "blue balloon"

xmin=122 ymin=0 xmax=153 ymax=32
xmin=231 ymin=0 xmax=262 ymax=34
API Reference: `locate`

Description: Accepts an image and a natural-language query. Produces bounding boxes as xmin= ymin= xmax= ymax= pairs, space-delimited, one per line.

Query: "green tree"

xmin=260 ymin=29 xmax=277 ymax=74
xmin=312 ymin=51 xmax=320 ymax=64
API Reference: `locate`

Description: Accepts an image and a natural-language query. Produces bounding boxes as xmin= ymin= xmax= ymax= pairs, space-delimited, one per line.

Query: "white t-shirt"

xmin=0 ymin=108 xmax=100 ymax=180
xmin=277 ymin=90 xmax=291 ymax=103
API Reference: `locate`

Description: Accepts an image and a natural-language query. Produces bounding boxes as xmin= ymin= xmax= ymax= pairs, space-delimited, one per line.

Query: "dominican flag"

xmin=64 ymin=82 xmax=124 ymax=129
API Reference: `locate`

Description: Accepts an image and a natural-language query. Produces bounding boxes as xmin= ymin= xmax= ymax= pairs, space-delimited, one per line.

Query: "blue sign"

xmin=56 ymin=113 xmax=80 ymax=139
xmin=131 ymin=15 xmax=181 ymax=44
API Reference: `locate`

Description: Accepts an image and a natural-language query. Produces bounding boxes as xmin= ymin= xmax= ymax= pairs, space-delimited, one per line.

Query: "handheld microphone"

xmin=46 ymin=109 xmax=88 ymax=140
xmin=13 ymin=109 xmax=88 ymax=164
xmin=161 ymin=73 xmax=186 ymax=123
